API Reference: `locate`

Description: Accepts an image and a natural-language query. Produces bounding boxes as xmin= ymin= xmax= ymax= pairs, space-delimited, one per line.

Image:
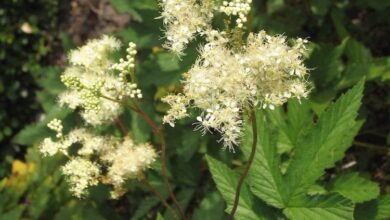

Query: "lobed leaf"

xmin=284 ymin=80 xmax=364 ymax=202
xmin=241 ymin=111 xmax=286 ymax=208
xmin=329 ymin=172 xmax=380 ymax=203
xmin=206 ymin=155 xmax=273 ymax=220
xmin=283 ymin=194 xmax=354 ymax=220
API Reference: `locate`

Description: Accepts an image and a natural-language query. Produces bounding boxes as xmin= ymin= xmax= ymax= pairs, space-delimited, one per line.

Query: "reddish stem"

xmin=114 ymin=118 xmax=128 ymax=136
xmin=131 ymin=99 xmax=188 ymax=220
xmin=228 ymin=110 xmax=257 ymax=220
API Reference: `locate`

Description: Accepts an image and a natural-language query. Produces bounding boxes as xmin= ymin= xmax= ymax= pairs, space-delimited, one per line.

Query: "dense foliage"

xmin=0 ymin=0 xmax=389 ymax=219
xmin=0 ymin=0 xmax=59 ymax=167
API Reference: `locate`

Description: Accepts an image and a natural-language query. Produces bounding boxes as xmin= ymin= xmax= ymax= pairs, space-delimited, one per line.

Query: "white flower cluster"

xmin=158 ymin=0 xmax=214 ymax=54
xmin=101 ymin=138 xmax=157 ymax=198
xmin=40 ymin=137 xmax=70 ymax=157
xmin=59 ymin=35 xmax=142 ymax=125
xmin=40 ymin=119 xmax=71 ymax=156
xmin=163 ymin=31 xmax=309 ymax=150
xmin=39 ymin=120 xmax=157 ymax=198
xmin=61 ymin=157 xmax=100 ymax=198
xmin=47 ymin=118 xmax=63 ymax=138
xmin=158 ymin=0 xmax=255 ymax=55
xmin=219 ymin=0 xmax=252 ymax=28
xmin=68 ymin=35 xmax=120 ymax=72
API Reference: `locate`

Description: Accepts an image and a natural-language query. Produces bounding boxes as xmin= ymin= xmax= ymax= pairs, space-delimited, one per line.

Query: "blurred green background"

xmin=0 ymin=0 xmax=389 ymax=219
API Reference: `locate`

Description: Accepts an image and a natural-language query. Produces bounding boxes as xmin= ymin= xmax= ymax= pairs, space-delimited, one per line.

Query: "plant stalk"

xmin=142 ymin=179 xmax=179 ymax=220
xmin=228 ymin=110 xmax=257 ymax=220
xmin=131 ymin=99 xmax=188 ymax=220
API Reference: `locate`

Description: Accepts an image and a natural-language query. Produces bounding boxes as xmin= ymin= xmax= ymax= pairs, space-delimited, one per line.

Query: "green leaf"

xmin=206 ymin=155 xmax=273 ymax=220
xmin=354 ymin=195 xmax=390 ymax=220
xmin=329 ymin=172 xmax=380 ymax=203
xmin=109 ymin=0 xmax=132 ymax=14
xmin=12 ymin=106 xmax=73 ymax=145
xmin=242 ymin=111 xmax=286 ymax=208
xmin=192 ymin=191 xmax=225 ymax=220
xmin=307 ymin=42 xmax=344 ymax=88
xmin=330 ymin=9 xmax=349 ymax=39
xmin=283 ymin=194 xmax=354 ymax=220
xmin=309 ymin=0 xmax=331 ymax=16
xmin=285 ymin=80 xmax=364 ymax=202
xmin=33 ymin=66 xmax=65 ymax=95
xmin=132 ymin=180 xmax=167 ymax=220
xmin=337 ymin=39 xmax=372 ymax=89
xmin=267 ymin=98 xmax=312 ymax=154
xmin=156 ymin=213 xmax=165 ymax=220
xmin=163 ymin=188 xmax=195 ymax=220
xmin=377 ymin=196 xmax=390 ymax=219
xmin=111 ymin=0 xmax=158 ymax=13
xmin=355 ymin=0 xmax=390 ymax=10
xmin=368 ymin=57 xmax=390 ymax=82
xmin=156 ymin=53 xmax=180 ymax=72
xmin=117 ymin=27 xmax=160 ymax=49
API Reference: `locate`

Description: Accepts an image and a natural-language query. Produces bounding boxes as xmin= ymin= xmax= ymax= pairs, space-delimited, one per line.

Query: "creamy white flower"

xmin=158 ymin=0 xmax=214 ymax=54
xmin=59 ymin=36 xmax=142 ymax=125
xmin=61 ymin=157 xmax=101 ymax=198
xmin=163 ymin=30 xmax=310 ymax=150
xmin=40 ymin=126 xmax=157 ymax=199
xmin=69 ymin=35 xmax=120 ymax=73
xmin=47 ymin=118 xmax=63 ymax=138
xmin=219 ymin=0 xmax=252 ymax=28
xmin=101 ymin=138 xmax=157 ymax=198
xmin=39 ymin=138 xmax=61 ymax=157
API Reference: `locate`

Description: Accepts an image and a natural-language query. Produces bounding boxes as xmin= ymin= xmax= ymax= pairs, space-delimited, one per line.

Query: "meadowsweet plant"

xmin=38 ymin=37 xmax=160 ymax=199
xmin=38 ymin=34 xmax=187 ymax=219
xmin=158 ymin=1 xmax=374 ymax=220
xmin=36 ymin=0 xmax=382 ymax=219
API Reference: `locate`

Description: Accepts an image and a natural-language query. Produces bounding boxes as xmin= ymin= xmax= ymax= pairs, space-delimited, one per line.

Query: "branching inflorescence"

xmin=39 ymin=36 xmax=157 ymax=199
xmin=59 ymin=35 xmax=141 ymax=125
xmin=158 ymin=1 xmax=310 ymax=218
xmin=163 ymin=31 xmax=309 ymax=151
xmin=41 ymin=119 xmax=157 ymax=199
xmin=38 ymin=1 xmax=311 ymax=219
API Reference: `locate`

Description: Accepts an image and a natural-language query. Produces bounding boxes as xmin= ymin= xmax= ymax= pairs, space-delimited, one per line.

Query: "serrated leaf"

xmin=267 ymin=98 xmax=312 ymax=154
xmin=329 ymin=172 xmax=379 ymax=203
xmin=283 ymin=194 xmax=354 ymax=220
xmin=285 ymin=80 xmax=364 ymax=202
xmin=307 ymin=42 xmax=345 ymax=88
xmin=206 ymin=155 xmax=272 ymax=220
xmin=354 ymin=195 xmax=390 ymax=220
xmin=241 ymin=111 xmax=286 ymax=208
xmin=338 ymin=39 xmax=372 ymax=89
